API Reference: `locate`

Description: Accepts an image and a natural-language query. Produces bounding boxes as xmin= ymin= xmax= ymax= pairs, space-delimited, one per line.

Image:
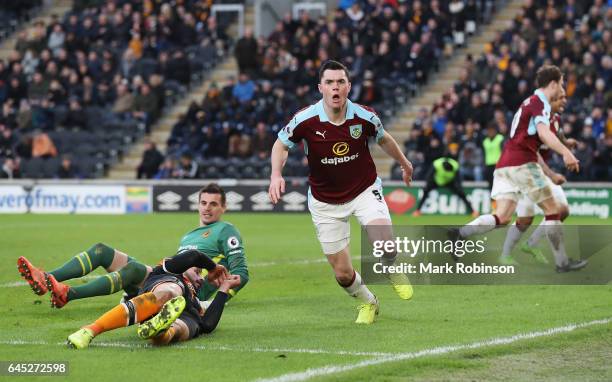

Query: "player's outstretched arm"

xmin=269 ymin=139 xmax=289 ymax=204
xmin=536 ymin=123 xmax=579 ymax=172
xmin=377 ymin=131 xmax=413 ymax=185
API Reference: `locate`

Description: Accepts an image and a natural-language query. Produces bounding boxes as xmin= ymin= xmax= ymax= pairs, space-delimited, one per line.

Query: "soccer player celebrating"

xmin=268 ymin=60 xmax=414 ymax=324
xmin=454 ymin=65 xmax=587 ymax=272
xmin=500 ymin=88 xmax=577 ymax=267
xmin=17 ymin=183 xmax=249 ymax=307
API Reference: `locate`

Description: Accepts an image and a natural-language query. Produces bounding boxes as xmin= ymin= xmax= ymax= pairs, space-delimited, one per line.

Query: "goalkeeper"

xmin=17 ymin=183 xmax=249 ymax=308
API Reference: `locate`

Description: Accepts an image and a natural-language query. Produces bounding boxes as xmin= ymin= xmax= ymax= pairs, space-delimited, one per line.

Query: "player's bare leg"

xmin=458 ymin=198 xmax=515 ymax=238
xmin=536 ymin=197 xmax=586 ymax=272
xmin=365 ymin=219 xmax=413 ymax=300
xmin=327 ymin=246 xmax=378 ymax=324
xmin=151 ymin=318 xmax=191 ymax=345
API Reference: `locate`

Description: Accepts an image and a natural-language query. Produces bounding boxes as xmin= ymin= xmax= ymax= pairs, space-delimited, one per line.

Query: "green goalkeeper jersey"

xmin=176 ymin=221 xmax=249 ymax=300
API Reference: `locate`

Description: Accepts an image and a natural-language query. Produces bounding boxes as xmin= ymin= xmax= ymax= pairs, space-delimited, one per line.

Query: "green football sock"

xmin=49 ymin=243 xmax=116 ymax=281
xmin=68 ymin=261 xmax=148 ymax=301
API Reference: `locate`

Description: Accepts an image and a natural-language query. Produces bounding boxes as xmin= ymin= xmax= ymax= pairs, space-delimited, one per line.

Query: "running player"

xmin=500 ymin=89 xmax=578 ymax=268
xmin=453 ymin=65 xmax=587 ymax=273
xmin=269 ymin=60 xmax=415 ymax=324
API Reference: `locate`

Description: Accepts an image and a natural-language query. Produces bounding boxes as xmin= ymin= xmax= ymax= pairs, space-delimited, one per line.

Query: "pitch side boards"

xmin=152 ymin=185 xmax=309 ymax=213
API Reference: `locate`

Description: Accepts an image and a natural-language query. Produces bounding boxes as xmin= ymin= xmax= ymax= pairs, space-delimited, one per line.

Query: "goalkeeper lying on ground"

xmin=17 ymin=183 xmax=248 ymax=306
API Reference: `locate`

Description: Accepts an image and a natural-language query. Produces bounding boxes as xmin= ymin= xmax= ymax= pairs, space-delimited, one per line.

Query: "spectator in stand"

xmin=112 ymin=82 xmax=134 ymax=116
xmin=459 ymin=141 xmax=483 ymax=181
xmin=31 ymin=130 xmax=57 ymax=159
xmin=175 ymin=153 xmax=198 ymax=179
xmin=0 ymin=157 xmax=20 ymax=179
xmin=154 ymin=157 xmax=178 ymax=179
xmin=65 ymin=98 xmax=87 ymax=130
xmin=56 ymin=155 xmax=80 ymax=179
xmin=232 ymin=73 xmax=255 ymax=104
xmin=234 ymin=27 xmax=259 ymax=76
xmin=251 ymin=122 xmax=274 ymax=159
xmin=137 ymin=139 xmax=164 ymax=179
xmin=132 ymin=83 xmax=159 ymax=132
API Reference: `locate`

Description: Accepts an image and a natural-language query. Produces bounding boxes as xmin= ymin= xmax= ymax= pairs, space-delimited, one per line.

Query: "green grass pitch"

xmin=0 ymin=213 xmax=611 ymax=381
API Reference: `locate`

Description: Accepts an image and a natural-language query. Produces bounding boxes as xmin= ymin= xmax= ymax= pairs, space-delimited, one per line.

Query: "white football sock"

xmin=459 ymin=214 xmax=498 ymax=238
xmin=527 ymin=221 xmax=547 ymax=248
xmin=502 ymin=222 xmax=524 ymax=257
xmin=543 ymin=219 xmax=569 ymax=267
xmin=341 ymin=271 xmax=376 ymax=304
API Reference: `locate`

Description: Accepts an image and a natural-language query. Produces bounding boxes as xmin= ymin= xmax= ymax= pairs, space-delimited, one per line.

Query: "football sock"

xmin=542 ymin=216 xmax=568 ymax=267
xmin=50 ymin=243 xmax=116 ymax=281
xmin=501 ymin=223 xmax=524 ymax=257
xmin=163 ymin=249 xmax=217 ymax=273
xmin=152 ymin=327 xmax=177 ymax=345
xmin=338 ymin=271 xmax=377 ymax=304
xmin=67 ymin=261 xmax=148 ymax=301
xmin=84 ymin=292 xmax=163 ymax=336
xmin=199 ymin=291 xmax=228 ymax=334
xmin=527 ymin=221 xmax=547 ymax=248
xmin=459 ymin=214 xmax=499 ymax=238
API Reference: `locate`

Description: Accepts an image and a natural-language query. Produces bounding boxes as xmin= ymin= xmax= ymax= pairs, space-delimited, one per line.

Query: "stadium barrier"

xmin=0 ymin=180 xmax=609 ymax=218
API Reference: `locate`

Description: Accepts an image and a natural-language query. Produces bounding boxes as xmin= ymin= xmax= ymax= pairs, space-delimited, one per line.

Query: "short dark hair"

xmin=198 ymin=183 xmax=226 ymax=205
xmin=536 ymin=65 xmax=563 ymax=88
xmin=318 ymin=60 xmax=350 ymax=83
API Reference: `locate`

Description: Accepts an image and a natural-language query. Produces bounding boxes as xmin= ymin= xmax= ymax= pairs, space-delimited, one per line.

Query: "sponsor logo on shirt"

xmin=332 ymin=142 xmax=350 ymax=156
xmin=321 ymin=142 xmax=359 ymax=165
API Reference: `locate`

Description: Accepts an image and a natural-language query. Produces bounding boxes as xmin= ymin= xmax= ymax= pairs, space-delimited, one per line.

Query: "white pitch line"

xmin=1 ymin=256 xmax=361 ymax=288
xmin=255 ymin=317 xmax=612 ymax=382
xmin=0 ymin=339 xmax=393 ymax=357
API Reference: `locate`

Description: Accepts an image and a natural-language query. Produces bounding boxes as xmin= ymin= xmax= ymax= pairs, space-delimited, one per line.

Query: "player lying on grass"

xmin=500 ymin=89 xmax=576 ymax=266
xmin=66 ymin=249 xmax=234 ymax=349
xmin=17 ymin=183 xmax=249 ymax=307
xmin=139 ymin=275 xmax=241 ymax=347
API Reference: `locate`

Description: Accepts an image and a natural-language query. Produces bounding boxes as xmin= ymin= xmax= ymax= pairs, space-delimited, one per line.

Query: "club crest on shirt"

xmin=201 ymin=230 xmax=211 ymax=238
xmin=349 ymin=124 xmax=362 ymax=139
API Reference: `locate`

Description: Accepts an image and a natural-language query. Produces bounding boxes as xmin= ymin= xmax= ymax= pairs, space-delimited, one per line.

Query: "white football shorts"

xmin=515 ymin=178 xmax=568 ymax=217
xmin=308 ymin=179 xmax=391 ymax=255
xmin=491 ymin=162 xmax=552 ymax=204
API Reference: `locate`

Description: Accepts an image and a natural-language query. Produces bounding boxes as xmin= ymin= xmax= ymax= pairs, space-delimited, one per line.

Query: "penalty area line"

xmin=254 ymin=317 xmax=612 ymax=382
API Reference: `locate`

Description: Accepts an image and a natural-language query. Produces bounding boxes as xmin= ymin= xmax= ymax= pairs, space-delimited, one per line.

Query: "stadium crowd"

xmin=397 ymin=0 xmax=611 ymax=182
xmin=157 ymin=0 xmax=492 ymax=179
xmin=0 ymin=0 xmax=235 ymax=179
